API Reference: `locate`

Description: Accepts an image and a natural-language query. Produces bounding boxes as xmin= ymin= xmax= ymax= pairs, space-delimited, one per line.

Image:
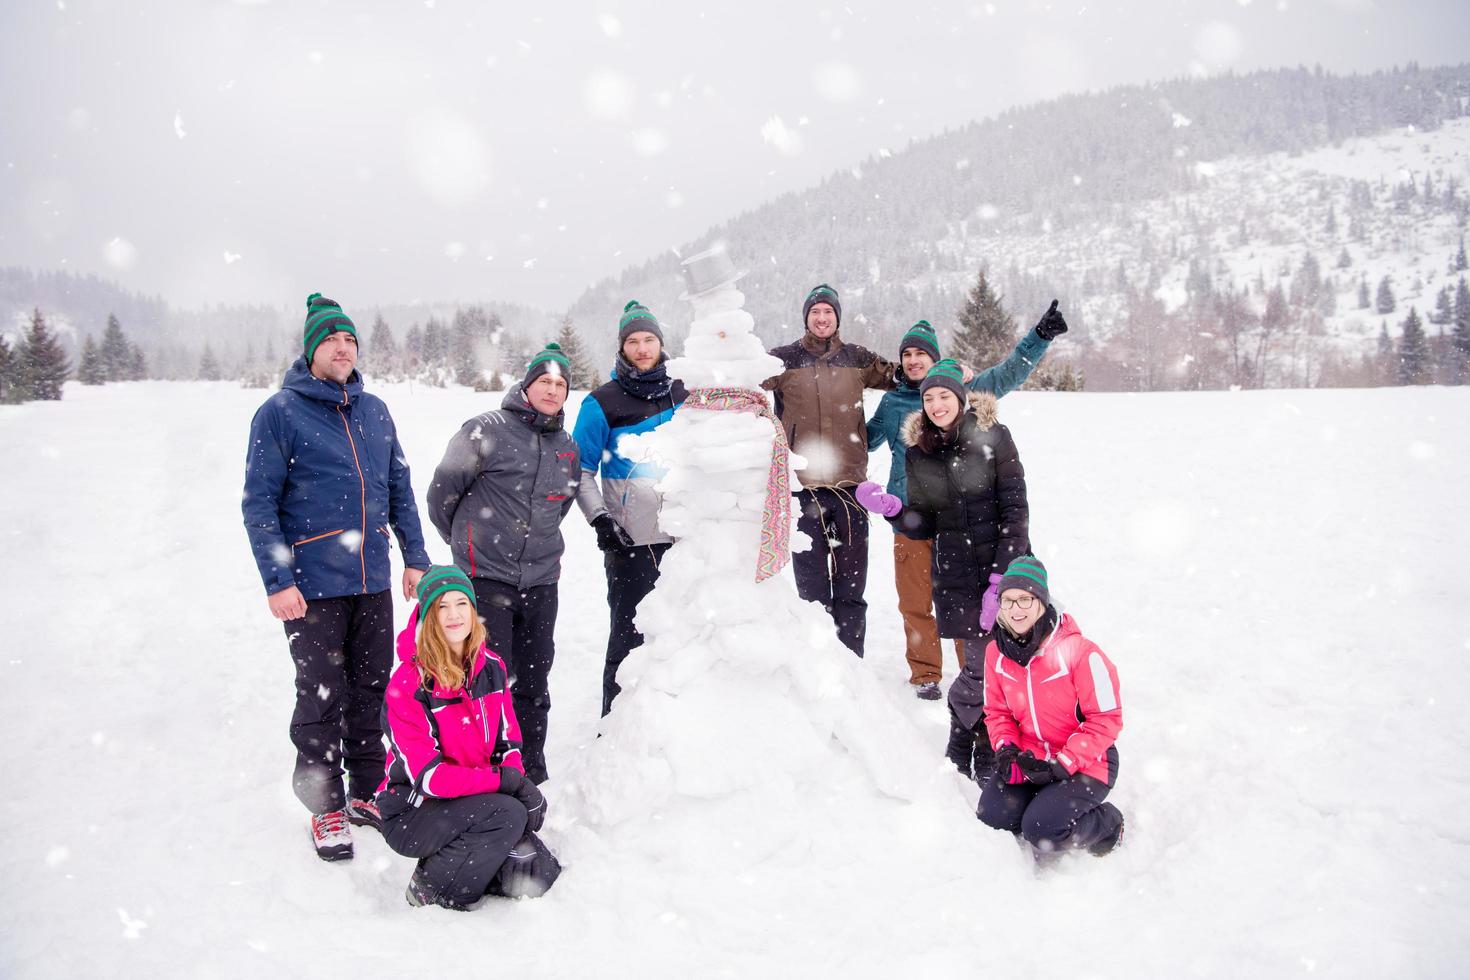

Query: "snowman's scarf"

xmin=682 ymin=386 xmax=791 ymax=582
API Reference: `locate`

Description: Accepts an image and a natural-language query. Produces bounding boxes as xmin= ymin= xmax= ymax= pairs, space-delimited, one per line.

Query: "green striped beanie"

xmin=302 ymin=293 xmax=358 ymax=363
xmin=416 ymin=564 xmax=476 ymax=614
xmin=997 ymin=556 xmax=1050 ymax=605
xmin=918 ymin=358 xmax=966 ymax=402
xmin=899 ymin=320 xmax=940 ymax=361
xmin=618 ymin=300 xmax=664 ymax=345
xmin=522 ymin=341 xmax=571 ymax=387
xmin=802 ymin=283 xmax=841 ymax=329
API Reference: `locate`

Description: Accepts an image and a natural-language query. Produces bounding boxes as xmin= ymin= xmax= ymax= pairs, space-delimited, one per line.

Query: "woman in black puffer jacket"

xmin=856 ymin=358 xmax=1030 ymax=779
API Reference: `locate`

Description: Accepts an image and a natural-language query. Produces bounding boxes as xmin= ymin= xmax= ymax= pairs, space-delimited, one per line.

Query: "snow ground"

xmin=1 ymin=381 xmax=1467 ymax=979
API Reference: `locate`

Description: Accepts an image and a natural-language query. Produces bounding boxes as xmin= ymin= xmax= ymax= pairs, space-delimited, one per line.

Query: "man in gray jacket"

xmin=428 ymin=342 xmax=580 ymax=783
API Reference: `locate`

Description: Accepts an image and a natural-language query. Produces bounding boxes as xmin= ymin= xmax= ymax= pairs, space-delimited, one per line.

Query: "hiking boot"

xmin=915 ymin=682 xmax=941 ymax=701
xmin=405 ymin=867 xmax=470 ymax=911
xmin=1089 ymin=808 xmax=1125 ymax=856
xmin=309 ymin=809 xmax=353 ymax=862
xmin=346 ymin=797 xmax=382 ymax=833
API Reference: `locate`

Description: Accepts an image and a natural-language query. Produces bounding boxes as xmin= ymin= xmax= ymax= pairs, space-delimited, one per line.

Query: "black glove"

xmin=944 ymin=720 xmax=976 ymax=779
xmin=496 ymin=765 xmax=524 ymax=795
xmin=994 ymin=742 xmax=1020 ymax=781
xmin=1034 ymin=299 xmax=1068 ymax=341
xmin=1016 ymin=750 xmax=1069 ymax=785
xmin=495 ymin=765 xmax=546 ymax=831
xmin=513 ymin=779 xmax=547 ymax=833
xmin=592 ymin=514 xmax=635 ymax=551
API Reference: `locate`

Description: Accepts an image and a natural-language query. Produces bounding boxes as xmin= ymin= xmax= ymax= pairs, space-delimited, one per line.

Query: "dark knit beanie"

xmin=996 ymin=556 xmax=1050 ymax=605
xmin=303 ymin=293 xmax=358 ymax=363
xmin=618 ymin=300 xmax=664 ymax=345
xmin=416 ymin=564 xmax=476 ymax=613
xmin=522 ymin=342 xmax=572 ymax=388
xmin=899 ymin=320 xmax=941 ymax=361
xmin=918 ymin=358 xmax=966 ymax=402
xmin=802 ymin=283 xmax=841 ymax=330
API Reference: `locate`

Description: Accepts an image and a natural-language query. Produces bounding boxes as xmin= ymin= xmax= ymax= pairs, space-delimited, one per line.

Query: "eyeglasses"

xmin=999 ymin=594 xmax=1038 ymax=610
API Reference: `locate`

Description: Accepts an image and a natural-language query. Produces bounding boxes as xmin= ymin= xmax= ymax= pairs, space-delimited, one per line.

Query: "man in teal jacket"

xmin=865 ymin=306 xmax=1066 ymax=699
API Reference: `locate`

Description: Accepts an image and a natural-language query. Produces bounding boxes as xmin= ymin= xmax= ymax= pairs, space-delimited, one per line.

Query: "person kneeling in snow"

xmin=955 ymin=557 xmax=1126 ymax=859
xmin=377 ymin=565 xmax=560 ymax=909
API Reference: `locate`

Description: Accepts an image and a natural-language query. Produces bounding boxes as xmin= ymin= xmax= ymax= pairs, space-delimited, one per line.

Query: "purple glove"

xmin=854 ymin=481 xmax=902 ymax=518
xmin=979 ymin=573 xmax=1003 ymax=631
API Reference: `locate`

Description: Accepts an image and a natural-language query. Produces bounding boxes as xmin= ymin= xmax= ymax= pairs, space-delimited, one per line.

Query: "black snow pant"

xmin=602 ymin=542 xmax=671 ymax=715
xmin=383 ymin=793 xmax=528 ymax=908
xmin=977 ymin=768 xmax=1124 ymax=856
xmin=792 ymin=487 xmax=869 ymax=657
xmin=472 ymin=578 xmax=558 ymax=784
xmin=281 ymin=590 xmax=394 ymax=815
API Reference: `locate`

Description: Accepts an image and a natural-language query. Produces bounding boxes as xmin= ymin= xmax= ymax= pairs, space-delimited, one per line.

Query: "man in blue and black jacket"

xmin=242 ymin=292 xmax=432 ymax=861
xmin=571 ymin=301 xmax=687 ymax=715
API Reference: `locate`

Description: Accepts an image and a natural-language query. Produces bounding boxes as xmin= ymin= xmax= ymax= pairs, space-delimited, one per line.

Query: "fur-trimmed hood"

xmin=900 ymin=390 xmax=998 ymax=449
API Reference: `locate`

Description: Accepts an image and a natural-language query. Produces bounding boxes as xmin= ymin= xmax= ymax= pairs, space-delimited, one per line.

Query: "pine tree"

xmin=0 ymin=333 xmax=20 ymax=403
xmin=1396 ymin=307 xmax=1431 ymax=385
xmin=21 ymin=308 xmax=71 ymax=401
xmin=403 ymin=325 xmax=424 ymax=375
xmin=1292 ymin=252 xmax=1323 ymax=308
xmin=450 ymin=309 xmax=483 ymax=387
xmin=952 ymin=268 xmax=1017 ymax=369
xmin=1431 ymin=286 xmax=1453 ymax=326
xmin=1376 ymin=320 xmax=1394 ymax=386
xmin=77 ymin=336 xmax=105 ymax=385
xmin=198 ymin=345 xmax=222 ymax=381
xmin=100 ymin=314 xmax=131 ymax=382
xmin=553 ymin=316 xmax=598 ymax=390
xmin=1356 ymin=278 xmax=1371 ymax=310
xmin=421 ymin=318 xmax=449 ymax=379
xmin=369 ymin=314 xmax=398 ymax=378
xmin=1456 ymin=236 xmax=1468 ymax=273
xmin=1375 ymin=276 xmax=1396 ymax=315
xmin=1452 ymin=277 xmax=1470 ymax=380
xmin=1324 ymin=204 xmax=1337 ymax=235
xmin=126 ymin=343 xmax=147 ymax=381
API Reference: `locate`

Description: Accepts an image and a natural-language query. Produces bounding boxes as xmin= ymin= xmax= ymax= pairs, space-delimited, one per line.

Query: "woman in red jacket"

xmin=972 ymin=557 xmax=1125 ymax=858
xmin=376 ymin=565 xmax=560 ymax=908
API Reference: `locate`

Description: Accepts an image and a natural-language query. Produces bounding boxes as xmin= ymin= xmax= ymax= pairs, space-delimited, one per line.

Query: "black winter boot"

xmin=944 ymin=719 xmax=975 ymax=779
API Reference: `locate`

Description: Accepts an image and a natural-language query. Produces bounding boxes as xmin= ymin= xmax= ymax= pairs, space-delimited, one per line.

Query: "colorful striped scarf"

xmin=681 ymin=386 xmax=791 ymax=582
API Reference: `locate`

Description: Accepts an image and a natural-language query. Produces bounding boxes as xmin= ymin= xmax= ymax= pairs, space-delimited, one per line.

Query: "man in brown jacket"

xmin=762 ymin=283 xmax=899 ymax=656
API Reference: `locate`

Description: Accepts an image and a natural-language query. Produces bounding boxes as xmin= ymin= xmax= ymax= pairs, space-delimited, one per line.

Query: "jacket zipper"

xmin=1023 ymin=631 xmax=1062 ymax=760
xmin=512 ymin=429 xmax=547 ymax=587
xmin=335 ymin=402 xmax=369 ymax=592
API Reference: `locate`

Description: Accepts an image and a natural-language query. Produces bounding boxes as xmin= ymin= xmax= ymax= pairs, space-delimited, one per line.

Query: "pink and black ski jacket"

xmin=376 ymin=605 xmax=524 ymax=820
xmin=983 ymin=613 xmax=1123 ymax=784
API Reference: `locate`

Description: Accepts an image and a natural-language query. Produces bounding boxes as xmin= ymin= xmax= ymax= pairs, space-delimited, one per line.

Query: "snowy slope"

xmin=1 ymin=381 xmax=1467 ymax=978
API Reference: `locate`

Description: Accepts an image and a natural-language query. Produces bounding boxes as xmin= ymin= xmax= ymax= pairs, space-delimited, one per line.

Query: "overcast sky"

xmin=2 ymin=1 xmax=1466 ymax=312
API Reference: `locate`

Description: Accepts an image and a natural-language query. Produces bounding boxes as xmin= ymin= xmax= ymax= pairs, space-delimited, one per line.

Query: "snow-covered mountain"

xmin=570 ymin=64 xmax=1470 ymax=389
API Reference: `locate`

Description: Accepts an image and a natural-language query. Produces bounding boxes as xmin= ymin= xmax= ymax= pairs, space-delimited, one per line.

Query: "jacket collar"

xmin=996 ymin=605 xmax=1060 ymax=667
xmin=281 ymin=356 xmax=364 ymax=406
xmin=502 ymin=384 xmax=565 ymax=433
xmin=799 ymin=331 xmax=844 ymax=359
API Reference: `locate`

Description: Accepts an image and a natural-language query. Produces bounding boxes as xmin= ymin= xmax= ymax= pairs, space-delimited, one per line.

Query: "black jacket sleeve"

xmin=989 ymin=424 xmax=1029 ymax=575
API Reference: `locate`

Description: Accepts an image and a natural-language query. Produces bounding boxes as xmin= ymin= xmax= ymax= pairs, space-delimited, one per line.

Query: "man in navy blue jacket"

xmin=243 ymin=293 xmax=431 ymax=861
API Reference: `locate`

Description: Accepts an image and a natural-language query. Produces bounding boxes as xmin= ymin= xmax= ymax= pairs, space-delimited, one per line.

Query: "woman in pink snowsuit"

xmin=969 ymin=556 xmax=1126 ymax=858
xmin=376 ymin=565 xmax=560 ymax=908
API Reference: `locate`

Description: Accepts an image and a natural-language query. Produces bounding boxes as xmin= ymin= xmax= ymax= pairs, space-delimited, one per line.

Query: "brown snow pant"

xmin=893 ymin=533 xmax=966 ymax=685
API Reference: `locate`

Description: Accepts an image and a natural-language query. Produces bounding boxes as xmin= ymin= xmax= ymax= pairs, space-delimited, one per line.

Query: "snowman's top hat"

xmin=680 ymin=244 xmax=747 ymax=300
